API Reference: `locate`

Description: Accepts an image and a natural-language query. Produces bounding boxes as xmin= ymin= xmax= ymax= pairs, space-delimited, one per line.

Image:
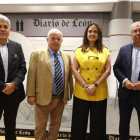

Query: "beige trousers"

xmin=34 ymin=94 xmax=65 ymax=140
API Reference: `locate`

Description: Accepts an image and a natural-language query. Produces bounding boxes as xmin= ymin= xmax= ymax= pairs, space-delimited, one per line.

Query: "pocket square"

xmin=11 ymin=54 xmax=18 ymax=59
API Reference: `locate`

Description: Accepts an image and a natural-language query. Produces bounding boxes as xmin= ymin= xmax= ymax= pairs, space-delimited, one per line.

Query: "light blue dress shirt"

xmin=48 ymin=48 xmax=65 ymax=95
xmin=131 ymin=43 xmax=140 ymax=83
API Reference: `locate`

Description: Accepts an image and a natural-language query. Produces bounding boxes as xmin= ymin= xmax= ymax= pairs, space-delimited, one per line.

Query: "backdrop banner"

xmin=10 ymin=18 xmax=103 ymax=37
xmin=0 ymin=128 xmax=139 ymax=140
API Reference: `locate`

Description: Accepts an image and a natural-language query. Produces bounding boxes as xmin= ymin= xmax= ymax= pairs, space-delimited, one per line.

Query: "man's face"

xmin=131 ymin=23 xmax=140 ymax=45
xmin=0 ymin=21 xmax=11 ymax=42
xmin=47 ymin=31 xmax=63 ymax=52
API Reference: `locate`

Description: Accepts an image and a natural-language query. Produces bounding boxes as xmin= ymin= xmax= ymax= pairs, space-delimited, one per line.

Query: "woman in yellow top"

xmin=71 ymin=23 xmax=111 ymax=140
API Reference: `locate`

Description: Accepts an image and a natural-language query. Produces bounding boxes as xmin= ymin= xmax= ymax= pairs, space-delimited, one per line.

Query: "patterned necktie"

xmin=53 ymin=53 xmax=64 ymax=95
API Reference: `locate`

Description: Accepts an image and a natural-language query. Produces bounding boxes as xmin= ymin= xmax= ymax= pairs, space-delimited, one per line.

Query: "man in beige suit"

xmin=26 ymin=29 xmax=73 ymax=140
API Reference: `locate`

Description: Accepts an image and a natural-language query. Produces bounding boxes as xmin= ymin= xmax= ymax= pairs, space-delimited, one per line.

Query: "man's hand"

xmin=124 ymin=80 xmax=135 ymax=90
xmin=134 ymin=81 xmax=140 ymax=90
xmin=2 ymin=83 xmax=16 ymax=95
xmin=27 ymin=96 xmax=36 ymax=105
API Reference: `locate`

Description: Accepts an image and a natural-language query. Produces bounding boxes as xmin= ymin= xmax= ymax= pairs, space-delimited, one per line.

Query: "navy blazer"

xmin=0 ymin=39 xmax=27 ymax=103
xmin=113 ymin=43 xmax=140 ymax=100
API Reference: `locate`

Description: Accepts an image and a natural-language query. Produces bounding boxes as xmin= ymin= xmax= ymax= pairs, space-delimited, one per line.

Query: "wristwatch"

xmin=94 ymin=83 xmax=98 ymax=87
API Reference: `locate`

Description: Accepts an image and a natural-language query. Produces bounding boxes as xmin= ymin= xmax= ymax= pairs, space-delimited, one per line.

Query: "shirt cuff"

xmin=12 ymin=81 xmax=18 ymax=89
xmin=122 ymin=78 xmax=128 ymax=87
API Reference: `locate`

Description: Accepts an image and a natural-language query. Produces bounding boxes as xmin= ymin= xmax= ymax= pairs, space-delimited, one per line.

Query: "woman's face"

xmin=87 ymin=25 xmax=99 ymax=44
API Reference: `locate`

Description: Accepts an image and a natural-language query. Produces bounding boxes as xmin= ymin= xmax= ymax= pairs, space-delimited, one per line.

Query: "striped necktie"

xmin=53 ymin=52 xmax=64 ymax=95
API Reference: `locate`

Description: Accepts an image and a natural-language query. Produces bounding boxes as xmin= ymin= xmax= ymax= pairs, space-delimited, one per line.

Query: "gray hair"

xmin=47 ymin=29 xmax=63 ymax=37
xmin=0 ymin=14 xmax=11 ymax=27
xmin=130 ymin=21 xmax=140 ymax=32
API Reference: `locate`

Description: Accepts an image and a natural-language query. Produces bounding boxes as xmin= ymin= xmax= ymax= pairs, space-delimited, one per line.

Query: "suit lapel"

xmin=43 ymin=48 xmax=52 ymax=76
xmin=127 ymin=44 xmax=133 ymax=77
xmin=61 ymin=50 xmax=67 ymax=82
xmin=0 ymin=53 xmax=3 ymax=68
xmin=7 ymin=40 xmax=13 ymax=76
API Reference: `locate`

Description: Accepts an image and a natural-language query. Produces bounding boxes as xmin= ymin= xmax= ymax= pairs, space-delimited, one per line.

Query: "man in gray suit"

xmin=0 ymin=14 xmax=26 ymax=140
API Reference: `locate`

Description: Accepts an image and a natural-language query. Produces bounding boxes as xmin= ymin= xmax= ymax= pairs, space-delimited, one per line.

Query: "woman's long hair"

xmin=82 ymin=23 xmax=103 ymax=53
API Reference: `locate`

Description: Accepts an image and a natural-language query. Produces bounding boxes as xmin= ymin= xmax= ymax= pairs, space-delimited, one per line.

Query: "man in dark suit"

xmin=0 ymin=14 xmax=26 ymax=140
xmin=113 ymin=21 xmax=140 ymax=140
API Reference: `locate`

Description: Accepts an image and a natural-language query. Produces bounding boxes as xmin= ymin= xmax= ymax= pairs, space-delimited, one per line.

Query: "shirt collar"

xmin=85 ymin=47 xmax=90 ymax=52
xmin=48 ymin=47 xmax=61 ymax=56
xmin=132 ymin=42 xmax=140 ymax=50
xmin=85 ymin=46 xmax=98 ymax=53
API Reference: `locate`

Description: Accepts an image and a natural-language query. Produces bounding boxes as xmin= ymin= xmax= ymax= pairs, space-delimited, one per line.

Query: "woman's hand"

xmin=85 ymin=84 xmax=96 ymax=96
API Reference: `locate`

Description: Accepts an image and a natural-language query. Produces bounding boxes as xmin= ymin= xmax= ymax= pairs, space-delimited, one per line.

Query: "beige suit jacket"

xmin=26 ymin=48 xmax=73 ymax=105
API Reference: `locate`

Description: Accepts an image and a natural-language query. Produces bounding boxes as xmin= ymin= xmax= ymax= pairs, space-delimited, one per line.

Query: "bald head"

xmin=47 ymin=29 xmax=63 ymax=38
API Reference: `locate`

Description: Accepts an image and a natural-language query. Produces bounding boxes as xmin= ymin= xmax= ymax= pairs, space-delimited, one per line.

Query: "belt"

xmin=52 ymin=92 xmax=64 ymax=99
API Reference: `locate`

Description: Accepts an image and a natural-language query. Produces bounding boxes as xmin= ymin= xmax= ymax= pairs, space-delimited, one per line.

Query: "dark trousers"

xmin=0 ymin=93 xmax=19 ymax=140
xmin=119 ymin=91 xmax=140 ymax=140
xmin=71 ymin=96 xmax=107 ymax=140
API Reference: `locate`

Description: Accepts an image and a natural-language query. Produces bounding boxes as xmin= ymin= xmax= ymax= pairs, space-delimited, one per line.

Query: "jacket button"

xmin=87 ymin=68 xmax=89 ymax=70
xmin=96 ymin=68 xmax=98 ymax=70
xmin=87 ymin=78 xmax=90 ymax=80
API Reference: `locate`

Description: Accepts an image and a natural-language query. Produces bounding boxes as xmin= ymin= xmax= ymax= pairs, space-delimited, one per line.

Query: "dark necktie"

xmin=53 ymin=53 xmax=64 ymax=95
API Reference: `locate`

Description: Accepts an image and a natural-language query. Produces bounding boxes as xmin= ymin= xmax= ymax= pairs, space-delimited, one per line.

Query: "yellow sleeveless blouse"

xmin=73 ymin=46 xmax=110 ymax=101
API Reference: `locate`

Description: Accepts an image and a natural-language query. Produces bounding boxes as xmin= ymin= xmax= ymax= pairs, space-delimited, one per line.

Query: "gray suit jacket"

xmin=0 ymin=39 xmax=27 ymax=103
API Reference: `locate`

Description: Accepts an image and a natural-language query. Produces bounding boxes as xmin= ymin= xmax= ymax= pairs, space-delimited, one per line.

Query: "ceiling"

xmin=0 ymin=1 xmax=140 ymax=13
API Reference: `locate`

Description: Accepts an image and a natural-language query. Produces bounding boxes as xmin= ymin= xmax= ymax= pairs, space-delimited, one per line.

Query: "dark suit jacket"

xmin=113 ymin=43 xmax=140 ymax=100
xmin=0 ymin=39 xmax=27 ymax=103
